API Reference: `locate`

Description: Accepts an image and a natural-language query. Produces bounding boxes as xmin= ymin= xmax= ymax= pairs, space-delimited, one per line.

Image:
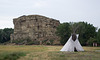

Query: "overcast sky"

xmin=0 ymin=0 xmax=100 ymax=29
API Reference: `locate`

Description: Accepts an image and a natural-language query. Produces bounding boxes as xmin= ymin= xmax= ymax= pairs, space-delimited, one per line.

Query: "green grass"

xmin=0 ymin=45 xmax=100 ymax=60
xmin=0 ymin=52 xmax=26 ymax=60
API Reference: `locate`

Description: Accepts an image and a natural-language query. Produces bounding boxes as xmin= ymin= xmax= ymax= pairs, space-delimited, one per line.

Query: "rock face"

xmin=11 ymin=15 xmax=60 ymax=45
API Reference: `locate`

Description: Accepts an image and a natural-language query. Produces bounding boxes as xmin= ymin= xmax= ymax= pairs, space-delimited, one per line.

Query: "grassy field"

xmin=0 ymin=45 xmax=100 ymax=60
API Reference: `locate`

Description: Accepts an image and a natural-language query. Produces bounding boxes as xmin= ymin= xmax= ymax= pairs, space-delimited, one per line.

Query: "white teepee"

xmin=60 ymin=34 xmax=84 ymax=52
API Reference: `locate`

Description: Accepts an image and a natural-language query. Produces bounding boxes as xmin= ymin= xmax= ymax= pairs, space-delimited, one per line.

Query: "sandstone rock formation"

xmin=11 ymin=15 xmax=60 ymax=45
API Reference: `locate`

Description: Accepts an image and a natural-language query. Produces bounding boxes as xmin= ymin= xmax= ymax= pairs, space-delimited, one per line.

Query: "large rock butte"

xmin=11 ymin=15 xmax=60 ymax=45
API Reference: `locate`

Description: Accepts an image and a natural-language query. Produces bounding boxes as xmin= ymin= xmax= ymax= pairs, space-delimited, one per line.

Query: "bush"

xmin=12 ymin=38 xmax=40 ymax=45
xmin=49 ymin=40 xmax=54 ymax=45
xmin=46 ymin=42 xmax=51 ymax=45
xmin=42 ymin=39 xmax=54 ymax=45
xmin=87 ymin=37 xmax=98 ymax=46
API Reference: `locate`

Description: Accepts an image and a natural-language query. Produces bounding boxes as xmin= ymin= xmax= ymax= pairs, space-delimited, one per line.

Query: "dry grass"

xmin=0 ymin=45 xmax=100 ymax=60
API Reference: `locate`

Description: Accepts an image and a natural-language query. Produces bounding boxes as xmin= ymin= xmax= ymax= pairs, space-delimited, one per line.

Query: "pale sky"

xmin=0 ymin=0 xmax=100 ymax=29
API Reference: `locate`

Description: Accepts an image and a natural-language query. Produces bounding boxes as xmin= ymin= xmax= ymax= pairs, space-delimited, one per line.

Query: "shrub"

xmin=12 ymin=38 xmax=40 ymax=45
xmin=87 ymin=37 xmax=98 ymax=46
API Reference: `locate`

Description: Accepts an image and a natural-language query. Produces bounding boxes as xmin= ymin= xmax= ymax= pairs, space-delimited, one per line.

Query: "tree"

xmin=56 ymin=22 xmax=97 ymax=46
xmin=0 ymin=28 xmax=14 ymax=43
xmin=97 ymin=29 xmax=100 ymax=44
xmin=56 ymin=23 xmax=71 ymax=45
xmin=87 ymin=37 xmax=97 ymax=46
xmin=77 ymin=22 xmax=97 ymax=46
xmin=0 ymin=29 xmax=3 ymax=43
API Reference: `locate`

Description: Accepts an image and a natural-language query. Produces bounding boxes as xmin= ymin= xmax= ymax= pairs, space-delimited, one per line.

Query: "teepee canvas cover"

xmin=60 ymin=34 xmax=84 ymax=52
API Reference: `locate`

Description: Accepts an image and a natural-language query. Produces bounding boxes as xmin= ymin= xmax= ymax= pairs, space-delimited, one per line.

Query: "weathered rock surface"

xmin=11 ymin=15 xmax=60 ymax=45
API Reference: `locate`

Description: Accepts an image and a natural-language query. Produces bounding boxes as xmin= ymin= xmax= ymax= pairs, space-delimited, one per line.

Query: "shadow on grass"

xmin=0 ymin=52 xmax=26 ymax=60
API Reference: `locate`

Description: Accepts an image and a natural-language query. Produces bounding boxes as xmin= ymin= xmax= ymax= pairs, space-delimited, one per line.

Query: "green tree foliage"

xmin=97 ymin=29 xmax=100 ymax=44
xmin=0 ymin=28 xmax=14 ymax=43
xmin=56 ymin=23 xmax=71 ymax=45
xmin=76 ymin=22 xmax=97 ymax=45
xmin=56 ymin=22 xmax=97 ymax=46
xmin=87 ymin=37 xmax=98 ymax=46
